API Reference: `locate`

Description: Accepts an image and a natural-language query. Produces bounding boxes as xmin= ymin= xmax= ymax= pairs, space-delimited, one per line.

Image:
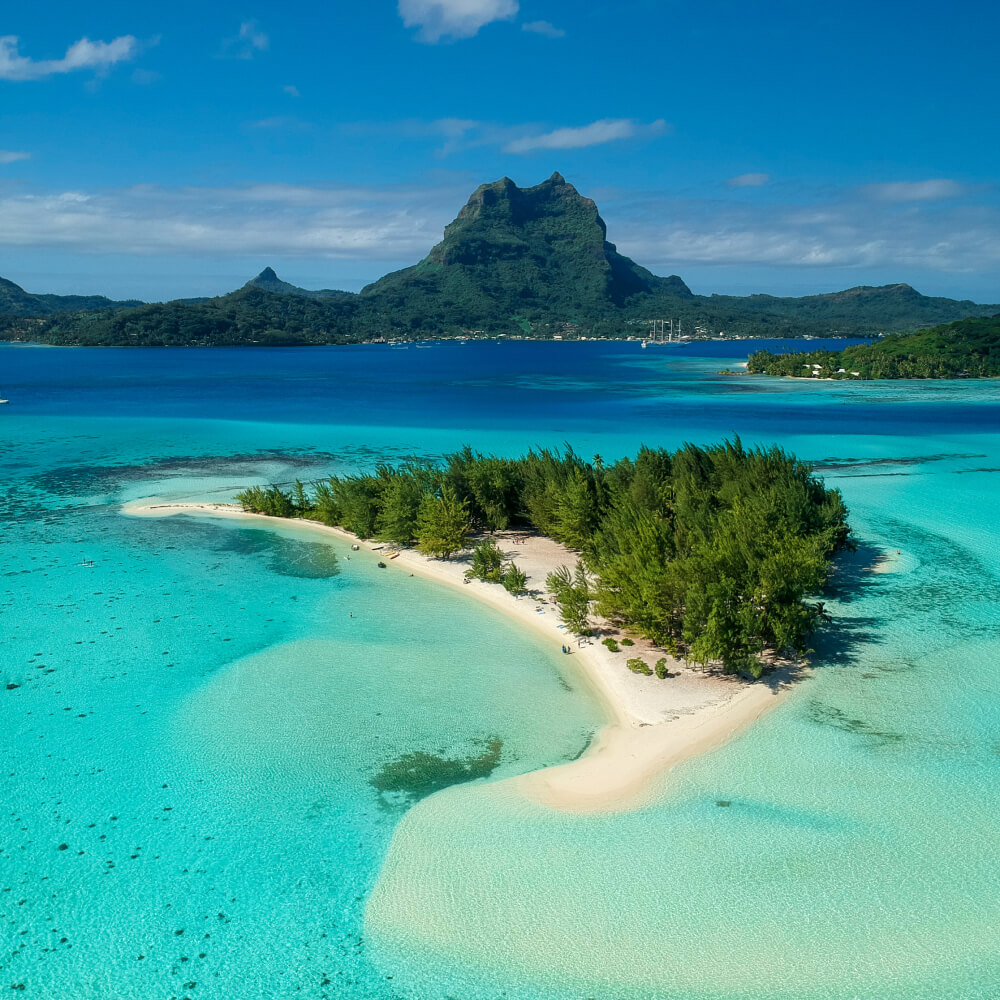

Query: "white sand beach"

xmin=124 ymin=501 xmax=799 ymax=813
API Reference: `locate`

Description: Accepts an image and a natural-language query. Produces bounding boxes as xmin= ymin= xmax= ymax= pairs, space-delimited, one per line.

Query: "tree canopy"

xmin=235 ymin=438 xmax=851 ymax=676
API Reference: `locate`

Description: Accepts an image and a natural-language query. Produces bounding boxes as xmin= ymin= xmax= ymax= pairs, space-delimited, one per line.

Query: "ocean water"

xmin=2 ymin=340 xmax=999 ymax=999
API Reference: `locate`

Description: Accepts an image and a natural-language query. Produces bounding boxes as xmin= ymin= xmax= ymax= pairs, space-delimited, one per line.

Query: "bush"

xmin=654 ymin=657 xmax=669 ymax=679
xmin=621 ymin=638 xmax=635 ymax=647
xmin=502 ymin=562 xmax=527 ymax=595
xmin=627 ymin=657 xmax=652 ymax=676
xmin=602 ymin=637 xmax=620 ymax=652
xmin=468 ymin=539 xmax=505 ymax=582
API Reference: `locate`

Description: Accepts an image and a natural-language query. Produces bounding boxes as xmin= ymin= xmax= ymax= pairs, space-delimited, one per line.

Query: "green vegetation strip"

xmin=747 ymin=315 xmax=1000 ymax=380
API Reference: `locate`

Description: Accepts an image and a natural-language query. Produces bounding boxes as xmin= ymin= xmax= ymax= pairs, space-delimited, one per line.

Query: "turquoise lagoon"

xmin=1 ymin=340 xmax=998 ymax=999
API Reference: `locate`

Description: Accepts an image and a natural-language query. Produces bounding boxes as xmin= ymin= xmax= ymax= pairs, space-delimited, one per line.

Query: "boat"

xmin=642 ymin=318 xmax=688 ymax=348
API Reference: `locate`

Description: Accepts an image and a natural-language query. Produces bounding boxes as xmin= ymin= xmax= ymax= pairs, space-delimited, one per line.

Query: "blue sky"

xmin=1 ymin=0 xmax=998 ymax=302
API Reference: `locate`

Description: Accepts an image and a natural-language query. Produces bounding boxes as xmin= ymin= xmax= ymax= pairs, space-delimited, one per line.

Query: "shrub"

xmin=654 ymin=657 xmax=669 ymax=679
xmin=627 ymin=657 xmax=652 ymax=676
xmin=468 ymin=539 xmax=505 ymax=582
xmin=602 ymin=637 xmax=620 ymax=652
xmin=621 ymin=638 xmax=635 ymax=647
xmin=502 ymin=562 xmax=527 ymax=596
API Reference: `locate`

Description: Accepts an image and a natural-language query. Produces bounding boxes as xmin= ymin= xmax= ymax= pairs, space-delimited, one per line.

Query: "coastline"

xmin=123 ymin=500 xmax=799 ymax=813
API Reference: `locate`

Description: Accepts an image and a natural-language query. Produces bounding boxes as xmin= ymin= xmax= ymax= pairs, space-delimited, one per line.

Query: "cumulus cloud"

xmin=726 ymin=172 xmax=769 ymax=188
xmin=283 ymin=84 xmax=300 ymax=97
xmin=399 ymin=0 xmax=519 ymax=42
xmin=503 ymin=118 xmax=668 ymax=154
xmin=0 ymin=150 xmax=30 ymax=164
xmin=222 ymin=20 xmax=269 ymax=59
xmin=862 ymin=179 xmax=966 ymax=202
xmin=522 ymin=20 xmax=565 ymax=37
xmin=0 ymin=34 xmax=137 ymax=81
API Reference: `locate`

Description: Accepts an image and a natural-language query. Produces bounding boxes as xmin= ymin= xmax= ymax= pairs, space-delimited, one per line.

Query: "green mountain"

xmin=362 ymin=172 xmax=691 ymax=330
xmin=2 ymin=172 xmax=997 ymax=346
xmin=244 ymin=266 xmax=351 ymax=300
xmin=708 ymin=282 xmax=993 ymax=331
xmin=0 ymin=275 xmax=142 ymax=317
xmin=746 ymin=314 xmax=1000 ymax=379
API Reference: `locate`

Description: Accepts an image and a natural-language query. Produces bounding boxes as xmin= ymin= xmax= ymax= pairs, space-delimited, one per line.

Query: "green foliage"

xmin=602 ymin=637 xmax=620 ymax=652
xmin=502 ymin=562 xmax=528 ymax=596
xmin=292 ymin=480 xmax=310 ymax=514
xmin=309 ymin=480 xmax=342 ymax=526
xmin=747 ymin=315 xmax=1000 ymax=380
xmin=416 ymin=486 xmax=470 ymax=559
xmin=232 ymin=437 xmax=850 ymax=674
xmin=330 ymin=474 xmax=384 ymax=538
xmin=467 ymin=539 xmax=505 ymax=582
xmin=627 ymin=658 xmax=653 ymax=675
xmin=376 ymin=473 xmax=424 ymax=543
xmin=546 ymin=562 xmax=591 ymax=636
xmin=235 ymin=484 xmax=294 ymax=517
xmin=654 ymin=658 xmax=669 ymax=679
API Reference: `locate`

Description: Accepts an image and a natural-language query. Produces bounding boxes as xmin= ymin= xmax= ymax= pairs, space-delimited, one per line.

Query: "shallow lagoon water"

xmin=2 ymin=340 xmax=999 ymax=998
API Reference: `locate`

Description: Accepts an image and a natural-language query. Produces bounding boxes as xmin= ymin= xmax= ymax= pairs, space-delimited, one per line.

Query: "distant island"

xmin=746 ymin=314 xmax=1000 ymax=379
xmin=231 ymin=439 xmax=851 ymax=678
xmin=2 ymin=173 xmax=997 ymax=347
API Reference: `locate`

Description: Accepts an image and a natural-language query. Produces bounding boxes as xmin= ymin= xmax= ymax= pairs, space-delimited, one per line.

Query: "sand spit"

xmin=123 ymin=501 xmax=799 ymax=813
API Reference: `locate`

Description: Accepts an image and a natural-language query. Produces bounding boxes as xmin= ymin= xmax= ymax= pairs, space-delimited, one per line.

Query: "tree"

xmin=376 ymin=475 xmax=423 ymax=543
xmin=416 ymin=486 xmax=470 ymax=558
xmin=293 ymin=480 xmax=310 ymax=514
xmin=554 ymin=467 xmax=597 ymax=548
xmin=546 ymin=561 xmax=591 ymax=635
xmin=310 ymin=480 xmax=341 ymax=526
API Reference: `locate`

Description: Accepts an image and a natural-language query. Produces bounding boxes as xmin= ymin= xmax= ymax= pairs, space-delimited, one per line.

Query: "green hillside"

xmin=0 ymin=275 xmax=142 ymax=318
xmin=746 ymin=314 xmax=1000 ymax=379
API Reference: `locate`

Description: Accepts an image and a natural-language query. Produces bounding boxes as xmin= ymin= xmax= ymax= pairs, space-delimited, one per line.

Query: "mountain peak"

xmin=364 ymin=173 xmax=692 ymax=318
xmin=245 ymin=267 xmax=295 ymax=293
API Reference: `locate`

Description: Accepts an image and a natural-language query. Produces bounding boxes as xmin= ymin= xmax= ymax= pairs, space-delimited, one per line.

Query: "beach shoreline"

xmin=123 ymin=500 xmax=799 ymax=813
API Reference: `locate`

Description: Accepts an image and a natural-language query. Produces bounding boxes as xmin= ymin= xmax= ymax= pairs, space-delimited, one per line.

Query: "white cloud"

xmin=0 ymin=34 xmax=137 ymax=81
xmin=522 ymin=20 xmax=565 ymax=37
xmin=503 ymin=118 xmax=668 ymax=154
xmin=0 ymin=150 xmax=30 ymax=164
xmin=0 ymin=181 xmax=467 ymax=260
xmin=283 ymin=84 xmax=300 ymax=97
xmin=399 ymin=0 xmax=519 ymax=42
xmin=222 ymin=20 xmax=269 ymax=59
xmin=862 ymin=179 xmax=966 ymax=202
xmin=603 ymin=191 xmax=1000 ymax=277
xmin=726 ymin=172 xmax=769 ymax=188
xmin=0 ymin=178 xmax=997 ymax=292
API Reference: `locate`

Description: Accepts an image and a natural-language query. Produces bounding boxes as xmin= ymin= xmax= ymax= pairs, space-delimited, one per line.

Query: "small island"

xmin=746 ymin=314 xmax=1000 ymax=379
xmin=233 ymin=439 xmax=851 ymax=678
